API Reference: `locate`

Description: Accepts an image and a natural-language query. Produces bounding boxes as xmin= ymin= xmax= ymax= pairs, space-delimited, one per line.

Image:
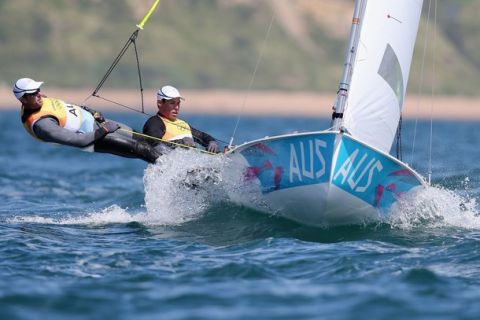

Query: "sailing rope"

xmin=227 ymin=10 xmax=276 ymax=149
xmin=120 ymin=128 xmax=219 ymax=156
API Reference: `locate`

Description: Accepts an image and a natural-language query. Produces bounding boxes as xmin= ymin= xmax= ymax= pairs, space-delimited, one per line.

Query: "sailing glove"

xmin=93 ymin=112 xmax=105 ymax=123
xmin=93 ymin=122 xmax=120 ymax=140
xmin=81 ymin=105 xmax=105 ymax=123
xmin=100 ymin=122 xmax=120 ymax=134
xmin=207 ymin=141 xmax=219 ymax=153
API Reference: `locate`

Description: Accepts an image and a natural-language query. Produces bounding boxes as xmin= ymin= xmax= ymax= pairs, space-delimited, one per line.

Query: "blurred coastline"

xmin=1 ymin=86 xmax=479 ymax=119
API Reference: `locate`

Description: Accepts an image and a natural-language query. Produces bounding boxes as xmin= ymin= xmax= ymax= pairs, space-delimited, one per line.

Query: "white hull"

xmin=225 ymin=131 xmax=425 ymax=227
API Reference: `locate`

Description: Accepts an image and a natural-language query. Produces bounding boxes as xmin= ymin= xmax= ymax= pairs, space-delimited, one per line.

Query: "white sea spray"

xmin=7 ymin=205 xmax=136 ymax=225
xmin=143 ymin=148 xmax=228 ymax=225
xmin=388 ymin=179 xmax=480 ymax=230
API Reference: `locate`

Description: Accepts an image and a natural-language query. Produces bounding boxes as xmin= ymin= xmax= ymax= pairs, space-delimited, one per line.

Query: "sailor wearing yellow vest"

xmin=142 ymin=85 xmax=218 ymax=153
xmin=14 ymin=78 xmax=160 ymax=163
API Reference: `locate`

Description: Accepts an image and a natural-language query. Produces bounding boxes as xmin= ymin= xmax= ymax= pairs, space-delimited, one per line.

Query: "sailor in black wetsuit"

xmin=14 ymin=78 xmax=160 ymax=163
xmin=142 ymin=85 xmax=218 ymax=153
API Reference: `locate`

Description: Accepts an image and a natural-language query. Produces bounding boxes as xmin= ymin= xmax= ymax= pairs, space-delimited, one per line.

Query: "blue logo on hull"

xmin=333 ymin=136 xmax=422 ymax=209
xmin=240 ymin=134 xmax=335 ymax=193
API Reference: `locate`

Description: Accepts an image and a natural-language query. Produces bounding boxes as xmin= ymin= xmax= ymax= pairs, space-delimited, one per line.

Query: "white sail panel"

xmin=343 ymin=0 xmax=423 ymax=153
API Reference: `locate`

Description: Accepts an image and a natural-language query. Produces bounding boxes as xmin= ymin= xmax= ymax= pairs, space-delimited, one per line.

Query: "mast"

xmin=331 ymin=0 xmax=367 ymax=130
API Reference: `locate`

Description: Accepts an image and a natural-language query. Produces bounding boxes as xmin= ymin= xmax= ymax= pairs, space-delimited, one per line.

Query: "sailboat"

xmin=224 ymin=0 xmax=426 ymax=226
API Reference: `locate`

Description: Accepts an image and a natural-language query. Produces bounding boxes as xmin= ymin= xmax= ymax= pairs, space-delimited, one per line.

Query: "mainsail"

xmin=343 ymin=0 xmax=423 ymax=153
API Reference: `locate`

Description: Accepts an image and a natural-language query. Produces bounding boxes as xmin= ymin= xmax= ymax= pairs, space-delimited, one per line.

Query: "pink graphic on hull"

xmin=244 ymin=161 xmax=284 ymax=191
xmin=245 ymin=160 xmax=272 ymax=181
xmin=273 ymin=167 xmax=283 ymax=190
xmin=373 ymin=182 xmax=406 ymax=208
xmin=251 ymin=143 xmax=277 ymax=155
xmin=373 ymin=170 xmax=415 ymax=207
xmin=390 ymin=169 xmax=411 ymax=176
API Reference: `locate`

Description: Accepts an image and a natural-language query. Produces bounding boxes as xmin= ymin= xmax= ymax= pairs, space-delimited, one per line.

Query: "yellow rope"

xmin=119 ymin=128 xmax=220 ymax=156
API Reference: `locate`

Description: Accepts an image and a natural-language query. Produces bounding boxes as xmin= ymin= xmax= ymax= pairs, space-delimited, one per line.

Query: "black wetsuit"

xmin=32 ymin=117 xmax=160 ymax=163
xmin=142 ymin=115 xmax=216 ymax=150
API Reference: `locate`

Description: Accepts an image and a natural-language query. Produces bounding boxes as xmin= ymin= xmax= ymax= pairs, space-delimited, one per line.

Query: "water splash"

xmin=8 ymin=205 xmax=138 ymax=225
xmin=8 ymin=151 xmax=480 ymax=231
xmin=388 ymin=180 xmax=480 ymax=229
xmin=143 ymin=149 xmax=228 ymax=225
xmin=6 ymin=150 xmax=238 ymax=227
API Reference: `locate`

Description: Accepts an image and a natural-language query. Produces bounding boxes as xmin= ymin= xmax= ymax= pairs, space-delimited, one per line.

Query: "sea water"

xmin=1 ymin=110 xmax=479 ymax=319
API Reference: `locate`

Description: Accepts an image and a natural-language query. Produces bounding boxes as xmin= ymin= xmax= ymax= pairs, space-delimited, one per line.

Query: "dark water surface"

xmin=1 ymin=110 xmax=480 ymax=319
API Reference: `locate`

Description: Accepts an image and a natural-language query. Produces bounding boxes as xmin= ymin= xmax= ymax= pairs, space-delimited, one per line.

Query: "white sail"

xmin=343 ymin=0 xmax=423 ymax=153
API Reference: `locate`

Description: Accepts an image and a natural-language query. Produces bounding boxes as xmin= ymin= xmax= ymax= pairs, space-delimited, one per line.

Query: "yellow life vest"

xmin=21 ymin=97 xmax=95 ymax=139
xmin=160 ymin=116 xmax=193 ymax=141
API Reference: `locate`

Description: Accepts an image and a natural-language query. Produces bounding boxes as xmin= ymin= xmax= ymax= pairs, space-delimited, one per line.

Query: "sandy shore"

xmin=2 ymin=86 xmax=479 ymax=119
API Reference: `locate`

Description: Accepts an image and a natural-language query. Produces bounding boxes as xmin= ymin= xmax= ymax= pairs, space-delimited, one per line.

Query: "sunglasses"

xmin=161 ymin=98 xmax=181 ymax=104
xmin=23 ymin=89 xmax=40 ymax=97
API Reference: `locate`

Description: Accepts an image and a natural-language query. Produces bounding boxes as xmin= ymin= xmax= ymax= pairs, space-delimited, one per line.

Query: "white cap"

xmin=157 ymin=85 xmax=184 ymax=101
xmin=13 ymin=78 xmax=44 ymax=100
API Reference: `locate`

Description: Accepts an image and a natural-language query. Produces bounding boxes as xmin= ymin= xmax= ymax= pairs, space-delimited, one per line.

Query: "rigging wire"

xmin=409 ymin=0 xmax=432 ymax=171
xmin=82 ymin=0 xmax=161 ymax=110
xmin=427 ymin=0 xmax=438 ymax=185
xmin=93 ymin=95 xmax=153 ymax=116
xmin=80 ymin=0 xmax=231 ymax=146
xmin=93 ymin=30 xmax=139 ymax=98
xmin=86 ymin=30 xmax=146 ymax=114
xmin=227 ymin=10 xmax=276 ymax=149
xmin=133 ymin=38 xmax=145 ymax=114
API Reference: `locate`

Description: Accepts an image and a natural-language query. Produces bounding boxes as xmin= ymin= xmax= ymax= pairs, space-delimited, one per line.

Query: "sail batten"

xmin=343 ymin=0 xmax=423 ymax=153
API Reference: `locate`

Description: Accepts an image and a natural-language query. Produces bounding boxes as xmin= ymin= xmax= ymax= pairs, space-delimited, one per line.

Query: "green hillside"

xmin=0 ymin=0 xmax=478 ymax=95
